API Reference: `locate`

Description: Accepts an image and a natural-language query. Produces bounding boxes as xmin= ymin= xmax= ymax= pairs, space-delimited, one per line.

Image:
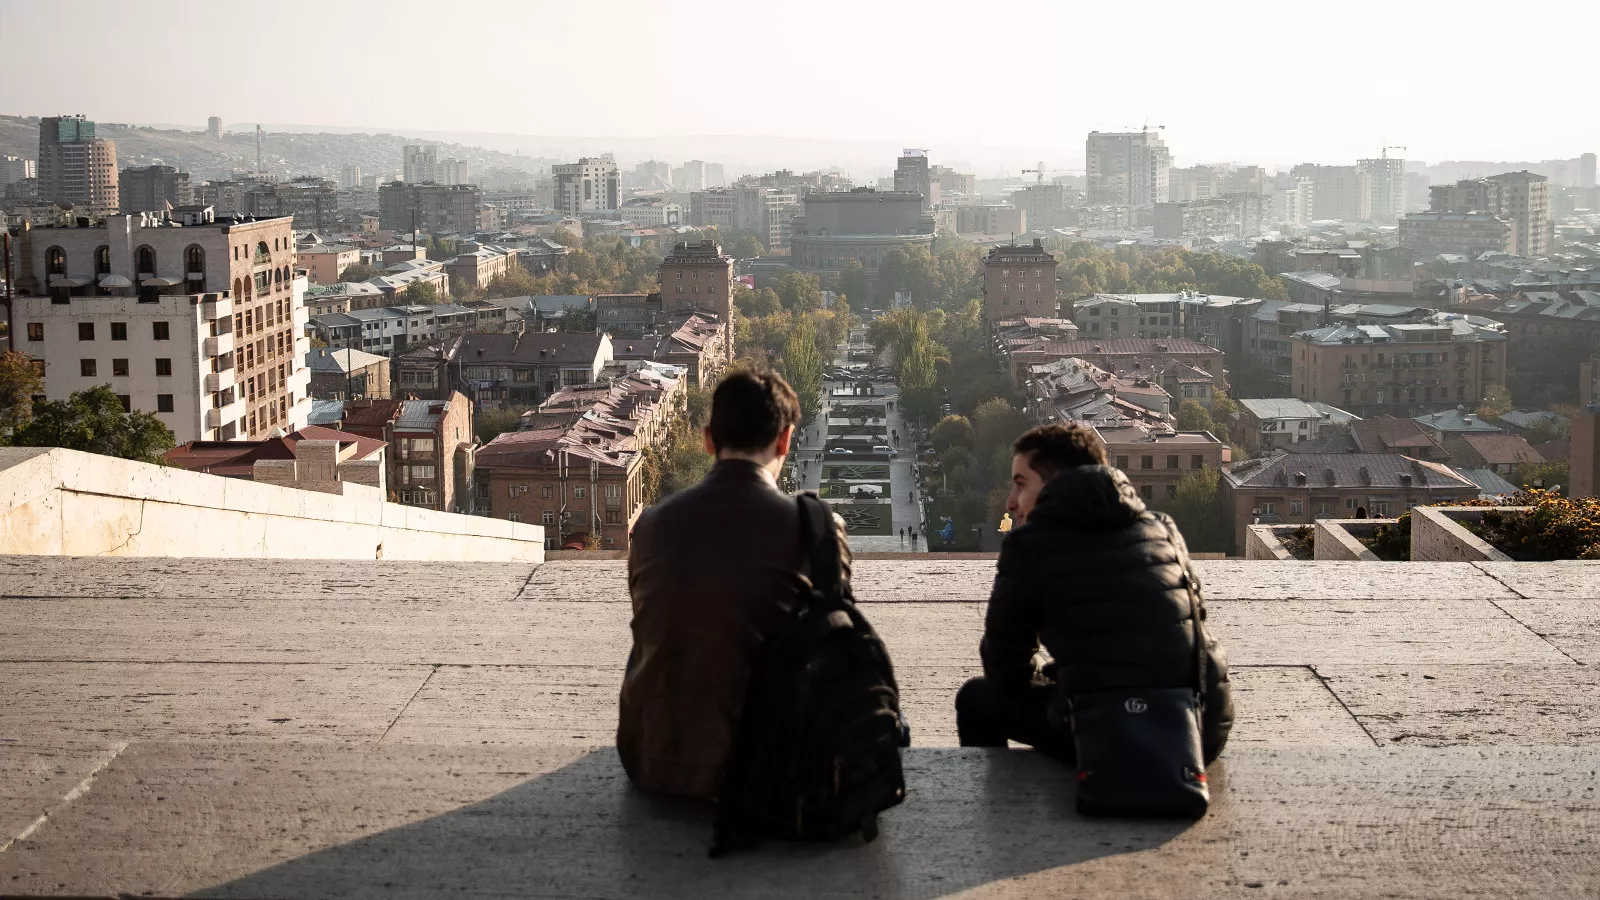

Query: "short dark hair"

xmin=707 ymin=365 xmax=802 ymax=453
xmin=1012 ymin=423 xmax=1107 ymax=481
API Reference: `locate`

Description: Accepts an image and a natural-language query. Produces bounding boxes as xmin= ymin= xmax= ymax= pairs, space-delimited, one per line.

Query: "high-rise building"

xmin=119 ymin=165 xmax=194 ymax=214
xmin=207 ymin=116 xmax=222 ymax=141
xmin=403 ymin=144 xmax=437 ymax=184
xmin=1 ymin=154 xmax=35 ymax=186
xmin=1429 ymin=172 xmax=1550 ymax=258
xmin=551 ymin=157 xmax=619 ymax=214
xmin=378 ymin=182 xmax=482 ymax=234
xmin=1581 ymin=153 xmax=1597 ymax=190
xmin=672 ymin=160 xmax=707 ymax=192
xmin=12 ymin=209 xmax=310 ymax=442
xmin=634 ymin=160 xmax=671 ymax=190
xmin=659 ymin=240 xmax=734 ymax=326
xmin=1011 ymin=182 xmax=1076 ymax=230
xmin=705 ymin=162 xmax=725 ymax=188
xmin=1290 ymin=164 xmax=1371 ymax=222
xmin=1085 ymin=130 xmax=1170 ymax=207
xmin=341 ymin=165 xmax=363 ymax=190
xmin=981 ymin=240 xmax=1059 ymax=324
xmin=37 ymin=115 xmax=120 ymax=216
xmin=1358 ymin=156 xmax=1407 ymax=223
xmin=894 ymin=150 xmax=936 ymax=209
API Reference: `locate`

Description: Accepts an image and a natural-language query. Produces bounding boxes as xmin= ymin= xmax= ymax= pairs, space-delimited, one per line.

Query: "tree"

xmin=838 ymin=261 xmax=871 ymax=310
xmin=733 ymin=286 xmax=782 ymax=318
xmin=642 ymin=418 xmax=713 ymax=504
xmin=12 ymin=385 xmax=174 ymax=463
xmin=474 ymin=407 xmax=523 ymax=445
xmin=1525 ymin=416 xmax=1570 ymax=446
xmin=339 ymin=262 xmax=378 ymax=282
xmin=1164 ymin=466 xmax=1228 ymax=552
xmin=1175 ymin=399 xmax=1218 ymax=434
xmin=720 ymin=233 xmax=765 ymax=259
xmin=0 ymin=350 xmax=44 ymax=440
xmin=780 ymin=316 xmax=825 ymax=424
xmin=774 ymin=271 xmax=823 ymax=313
xmin=932 ymin=415 xmax=975 ymax=453
xmin=404 ymin=281 xmax=439 ymax=305
xmin=1513 ymin=457 xmax=1569 ymax=495
xmin=1477 ymin=384 xmax=1514 ymax=422
xmin=972 ymin=398 xmax=1027 ymax=458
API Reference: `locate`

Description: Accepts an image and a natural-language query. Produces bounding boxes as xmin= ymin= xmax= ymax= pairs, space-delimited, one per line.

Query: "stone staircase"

xmin=3 ymin=555 xmax=1598 ymax=898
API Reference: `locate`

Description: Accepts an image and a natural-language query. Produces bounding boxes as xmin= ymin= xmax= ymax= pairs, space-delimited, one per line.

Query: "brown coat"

xmin=618 ymin=459 xmax=852 ymax=798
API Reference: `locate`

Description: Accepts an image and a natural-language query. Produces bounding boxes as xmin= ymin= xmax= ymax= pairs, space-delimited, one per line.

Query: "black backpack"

xmin=709 ymin=492 xmax=907 ymax=856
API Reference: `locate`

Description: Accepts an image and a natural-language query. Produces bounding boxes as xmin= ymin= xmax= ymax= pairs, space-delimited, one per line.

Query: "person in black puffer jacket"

xmin=956 ymin=423 xmax=1233 ymax=763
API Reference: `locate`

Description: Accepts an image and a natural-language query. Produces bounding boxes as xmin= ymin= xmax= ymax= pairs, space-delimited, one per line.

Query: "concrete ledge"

xmin=1411 ymin=506 xmax=1521 ymax=562
xmin=1313 ymin=518 xmax=1397 ymax=561
xmin=1245 ymin=524 xmax=1300 ymax=560
xmin=0 ymin=447 xmax=544 ymax=563
xmin=544 ymin=550 xmax=629 ymax=560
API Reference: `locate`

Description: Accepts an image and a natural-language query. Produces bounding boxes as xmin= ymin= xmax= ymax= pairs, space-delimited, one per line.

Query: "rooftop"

xmin=3 ymin=554 xmax=1598 ymax=896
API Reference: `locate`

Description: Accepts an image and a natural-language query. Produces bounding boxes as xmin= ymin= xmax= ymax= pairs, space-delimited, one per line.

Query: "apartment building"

xmin=1221 ymin=452 xmax=1478 ymax=552
xmin=294 ymin=241 xmax=360 ymax=284
xmin=393 ymin=331 xmax=614 ymax=409
xmin=1096 ymin=423 xmax=1225 ymax=506
xmin=306 ymin=347 xmax=391 ymax=401
xmin=1236 ymin=398 xmax=1334 ymax=454
xmin=12 ymin=210 xmax=309 ymax=441
xmin=339 ymin=393 xmax=475 ymax=513
xmin=443 ymin=244 xmax=516 ymax=290
xmin=552 ymin=158 xmax=619 ymax=214
xmin=37 ymin=116 xmax=118 ymax=216
xmin=1072 ymin=293 xmax=1183 ymax=340
xmin=1289 ymin=315 xmax=1508 ymax=418
xmin=1429 ymin=172 xmax=1550 ymax=258
xmin=1085 ymin=129 xmax=1170 ymax=206
xmin=476 ymin=429 xmax=644 ymax=551
xmin=1290 ymin=164 xmax=1372 ymax=222
xmin=165 ymin=427 xmax=387 ymax=495
xmin=1398 ymin=212 xmax=1514 ymax=257
xmin=377 ymin=182 xmax=482 ymax=234
xmin=119 ymin=165 xmax=193 ymax=214
xmin=1008 ymin=337 xmax=1226 ymax=388
xmin=981 ymin=240 xmax=1059 ymax=324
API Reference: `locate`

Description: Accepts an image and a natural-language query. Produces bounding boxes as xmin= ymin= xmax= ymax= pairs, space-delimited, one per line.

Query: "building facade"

xmin=893 ymin=150 xmax=935 ymax=208
xmin=552 ymin=158 xmax=620 ymax=214
xmin=12 ymin=211 xmax=310 ymax=441
xmin=1398 ymin=212 xmax=1514 ymax=257
xmin=1290 ymin=164 xmax=1372 ymax=222
xmin=1429 ymin=172 xmax=1550 ymax=258
xmin=1289 ymin=316 xmax=1508 ymax=418
xmin=339 ymin=394 xmax=475 ymax=513
xmin=1085 ymin=130 xmax=1170 ymax=206
xmin=378 ymin=182 xmax=482 ymax=234
xmin=1096 ymin=424 xmax=1224 ymax=506
xmin=789 ymin=189 xmax=937 ymax=281
xmin=981 ymin=240 xmax=1058 ymax=323
xmin=119 ymin=165 xmax=193 ymax=214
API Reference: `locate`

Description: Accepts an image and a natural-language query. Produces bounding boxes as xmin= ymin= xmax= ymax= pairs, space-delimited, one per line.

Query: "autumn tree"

xmin=404 ymin=281 xmax=439 ymax=305
xmin=339 ymin=262 xmax=378 ymax=282
xmin=1477 ymin=384 xmax=1514 ymax=422
xmin=780 ymin=315 xmax=825 ymax=424
xmin=0 ymin=350 xmax=44 ymax=440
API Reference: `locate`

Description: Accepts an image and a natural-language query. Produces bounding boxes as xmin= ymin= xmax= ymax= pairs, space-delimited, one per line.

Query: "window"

xmin=573 ymin=485 xmax=587 ymax=499
xmin=541 ymin=510 xmax=555 ymax=525
xmin=1116 ymin=455 xmax=1129 ymax=470
xmin=1140 ymin=455 xmax=1154 ymax=469
xmin=46 ymin=246 xmax=66 ymax=276
xmin=78 ymin=323 xmax=95 ymax=341
xmin=110 ymin=322 xmax=127 ymax=341
xmin=80 ymin=359 xmax=97 ymax=377
xmin=507 ymin=512 xmax=522 ymax=523
xmin=136 ymin=246 xmax=155 ymax=275
xmin=1139 ymin=485 xmax=1153 ymax=501
xmin=1317 ymin=503 xmax=1331 ymax=517
xmin=1290 ymin=500 xmax=1303 ymax=515
xmin=94 ymin=245 xmax=111 ymax=275
xmin=26 ymin=323 xmax=43 ymax=342
xmin=1191 ymin=455 xmax=1203 ymax=469
xmin=116 ymin=395 xmax=131 ymax=412
xmin=1371 ymin=502 xmax=1391 ymax=516
xmin=152 ymin=322 xmax=170 ymax=341
xmin=605 ymin=484 xmax=620 ymax=499
xmin=540 ymin=485 xmax=554 ymax=499
xmin=156 ymin=394 xmax=174 ymax=413
xmin=604 ymin=510 xmax=623 ymax=524
xmin=1260 ymin=502 xmax=1276 ymax=515
xmin=112 ymin=359 xmax=129 ymax=377
xmin=1166 ymin=454 xmax=1179 ymax=469
xmin=409 ymin=465 xmax=435 ymax=481
xmin=1347 ymin=498 xmax=1358 ymax=509
xmin=1165 ymin=484 xmax=1177 ymax=499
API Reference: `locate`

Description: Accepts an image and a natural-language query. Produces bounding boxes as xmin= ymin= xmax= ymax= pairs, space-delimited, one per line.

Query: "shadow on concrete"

xmin=192 ymin=748 xmax=1205 ymax=900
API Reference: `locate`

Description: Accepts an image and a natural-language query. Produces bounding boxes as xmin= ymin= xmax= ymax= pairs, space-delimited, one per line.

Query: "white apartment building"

xmin=552 ymin=158 xmax=620 ymax=214
xmin=402 ymin=144 xmax=466 ymax=186
xmin=12 ymin=210 xmax=311 ymax=442
xmin=1086 ymin=129 xmax=1171 ymax=206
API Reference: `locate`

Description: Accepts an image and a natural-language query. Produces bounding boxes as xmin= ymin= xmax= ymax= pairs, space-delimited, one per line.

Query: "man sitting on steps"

xmin=619 ymin=366 xmax=854 ymax=798
xmin=956 ymin=423 xmax=1233 ymax=763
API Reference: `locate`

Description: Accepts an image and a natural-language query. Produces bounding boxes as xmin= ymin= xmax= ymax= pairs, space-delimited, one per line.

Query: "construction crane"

xmin=1022 ymin=161 xmax=1047 ymax=185
xmin=1379 ymin=144 xmax=1407 ymax=159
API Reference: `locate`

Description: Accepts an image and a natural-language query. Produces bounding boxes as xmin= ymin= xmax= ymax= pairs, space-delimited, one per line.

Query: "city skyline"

xmin=1 ymin=0 xmax=1594 ymax=173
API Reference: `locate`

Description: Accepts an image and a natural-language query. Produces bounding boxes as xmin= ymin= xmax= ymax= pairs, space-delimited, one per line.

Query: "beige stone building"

xmin=12 ymin=209 xmax=310 ymax=441
xmin=1096 ymin=424 xmax=1225 ymax=506
xmin=1289 ymin=315 xmax=1508 ymax=418
xmin=296 ymin=242 xmax=360 ymax=284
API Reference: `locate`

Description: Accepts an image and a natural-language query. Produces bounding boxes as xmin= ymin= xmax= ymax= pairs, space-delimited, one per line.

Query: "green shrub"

xmin=1282 ymin=526 xmax=1314 ymax=559
xmin=1469 ymin=489 xmax=1600 ymax=560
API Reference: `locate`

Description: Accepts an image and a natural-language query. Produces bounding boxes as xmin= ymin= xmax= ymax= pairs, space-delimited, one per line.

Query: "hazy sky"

xmin=2 ymin=0 xmax=1595 ymax=174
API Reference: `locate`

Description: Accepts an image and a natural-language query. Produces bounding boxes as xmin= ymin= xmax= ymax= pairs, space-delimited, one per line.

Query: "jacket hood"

xmin=1026 ymin=464 xmax=1147 ymax=528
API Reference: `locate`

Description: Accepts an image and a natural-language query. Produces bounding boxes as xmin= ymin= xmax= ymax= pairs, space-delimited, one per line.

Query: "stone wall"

xmin=0 ymin=446 xmax=543 ymax=562
xmin=1411 ymin=506 xmax=1518 ymax=562
xmin=1245 ymin=524 xmax=1299 ymax=560
xmin=1313 ymin=519 xmax=1395 ymax=561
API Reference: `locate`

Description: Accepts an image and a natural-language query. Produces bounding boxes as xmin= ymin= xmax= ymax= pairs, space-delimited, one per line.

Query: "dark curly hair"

xmin=1012 ymin=423 xmax=1107 ymax=481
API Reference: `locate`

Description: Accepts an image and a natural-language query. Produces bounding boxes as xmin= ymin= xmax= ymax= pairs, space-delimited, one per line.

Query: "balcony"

xmin=204 ymin=369 xmax=237 ymax=393
xmin=204 ymin=406 xmax=234 ymax=428
xmin=201 ymin=294 xmax=234 ymax=319
xmin=205 ymin=333 xmax=235 ymax=357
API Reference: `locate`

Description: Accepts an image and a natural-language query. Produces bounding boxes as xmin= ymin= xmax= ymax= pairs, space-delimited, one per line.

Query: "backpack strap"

xmin=797 ymin=492 xmax=846 ymax=611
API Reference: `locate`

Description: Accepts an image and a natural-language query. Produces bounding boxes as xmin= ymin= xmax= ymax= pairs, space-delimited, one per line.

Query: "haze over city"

xmin=2 ymin=0 xmax=1595 ymax=173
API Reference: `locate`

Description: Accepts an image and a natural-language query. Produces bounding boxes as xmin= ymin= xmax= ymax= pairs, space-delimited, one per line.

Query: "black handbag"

xmin=1070 ymin=571 xmax=1210 ymax=818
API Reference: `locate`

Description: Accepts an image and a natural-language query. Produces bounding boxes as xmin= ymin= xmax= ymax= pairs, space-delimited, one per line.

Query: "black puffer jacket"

xmin=981 ymin=464 xmax=1233 ymax=761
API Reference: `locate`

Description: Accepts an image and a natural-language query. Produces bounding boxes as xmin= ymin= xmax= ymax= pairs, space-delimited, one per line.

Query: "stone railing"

xmin=1411 ymin=506 xmax=1523 ymax=562
xmin=0 ymin=446 xmax=544 ymax=562
xmin=1313 ymin=518 xmax=1398 ymax=561
xmin=1244 ymin=524 xmax=1302 ymax=560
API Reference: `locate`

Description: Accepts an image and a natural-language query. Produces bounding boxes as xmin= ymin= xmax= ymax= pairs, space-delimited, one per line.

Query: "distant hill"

xmin=0 ymin=115 xmax=555 ymax=184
